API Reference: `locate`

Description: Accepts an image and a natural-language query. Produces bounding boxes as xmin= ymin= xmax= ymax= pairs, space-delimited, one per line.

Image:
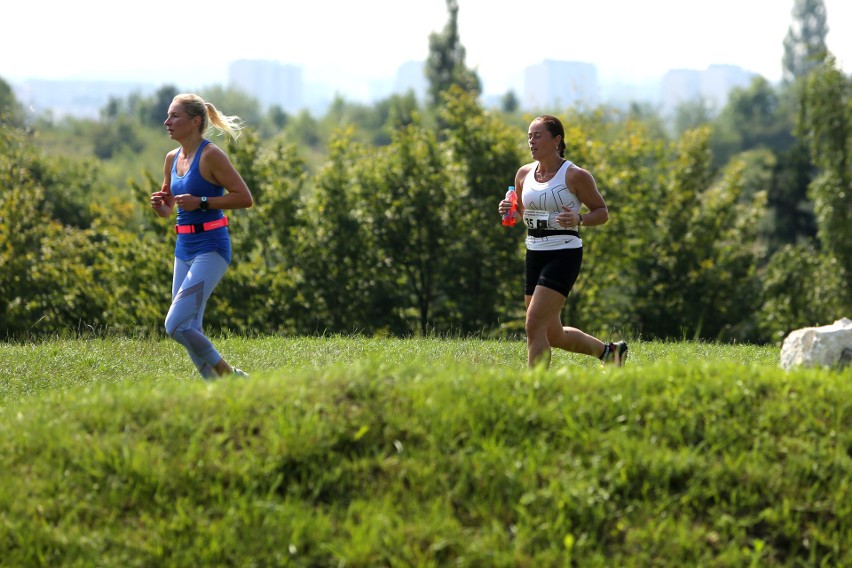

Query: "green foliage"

xmin=757 ymin=243 xmax=845 ymax=342
xmin=425 ymin=0 xmax=481 ymax=108
xmin=135 ymin=84 xmax=181 ymax=128
xmin=801 ymin=57 xmax=852 ymax=279
xmin=765 ymin=142 xmax=818 ymax=252
xmin=627 ymin=128 xmax=765 ymax=340
xmin=380 ymin=91 xmax=420 ymax=133
xmin=92 ymin=114 xmax=145 ymax=159
xmin=213 ymin=130 xmax=309 ymax=334
xmin=321 ymin=95 xmax=410 ymax=147
xmin=672 ymin=96 xmax=714 ymax=137
xmin=711 ymin=77 xmax=797 ymax=165
xmin=573 ymin=119 xmax=669 ymax=335
xmin=2 ymin=48 xmax=850 ymax=344
xmin=0 ymin=127 xmax=148 ymax=336
xmin=369 ymin=122 xmax=451 ymax=335
xmin=0 ymin=76 xmax=23 ymax=127
xmin=0 ymin=337 xmax=849 ymax=566
xmin=500 ymin=90 xmax=520 ymax=114
xmin=438 ymin=88 xmax=527 ymax=333
xmin=782 ymin=0 xmax=830 ymax=84
xmin=295 ymin=128 xmax=407 ymax=335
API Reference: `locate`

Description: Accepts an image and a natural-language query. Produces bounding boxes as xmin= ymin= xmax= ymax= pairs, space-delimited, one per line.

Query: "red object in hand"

xmin=502 ymin=186 xmax=517 ymax=226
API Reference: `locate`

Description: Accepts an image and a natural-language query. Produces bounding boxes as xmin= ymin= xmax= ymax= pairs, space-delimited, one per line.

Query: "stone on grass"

xmin=780 ymin=317 xmax=852 ymax=370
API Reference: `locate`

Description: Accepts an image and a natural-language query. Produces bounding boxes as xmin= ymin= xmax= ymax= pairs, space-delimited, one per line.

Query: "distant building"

xmin=228 ymin=59 xmax=303 ymax=113
xmin=660 ymin=64 xmax=756 ymax=113
xmin=523 ymin=60 xmax=598 ymax=110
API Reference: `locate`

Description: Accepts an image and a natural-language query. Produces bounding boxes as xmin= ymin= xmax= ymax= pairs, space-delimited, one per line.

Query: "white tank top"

xmin=522 ymin=159 xmax=582 ymax=251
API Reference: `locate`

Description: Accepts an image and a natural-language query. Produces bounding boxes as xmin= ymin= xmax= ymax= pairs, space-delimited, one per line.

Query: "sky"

xmin=3 ymin=0 xmax=851 ymax=96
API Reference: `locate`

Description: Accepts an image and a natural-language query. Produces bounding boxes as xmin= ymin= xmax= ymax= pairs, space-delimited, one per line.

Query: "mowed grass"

xmin=0 ymin=336 xmax=849 ymax=567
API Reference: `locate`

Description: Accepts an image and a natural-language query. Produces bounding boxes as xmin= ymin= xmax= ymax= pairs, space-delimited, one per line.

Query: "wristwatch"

xmin=199 ymin=196 xmax=209 ymax=211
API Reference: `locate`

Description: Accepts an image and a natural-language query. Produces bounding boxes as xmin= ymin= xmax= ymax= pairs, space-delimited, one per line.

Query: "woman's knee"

xmin=165 ymin=315 xmax=188 ymax=341
xmin=165 ymin=321 xmax=180 ymax=341
xmin=525 ymin=313 xmax=548 ymax=340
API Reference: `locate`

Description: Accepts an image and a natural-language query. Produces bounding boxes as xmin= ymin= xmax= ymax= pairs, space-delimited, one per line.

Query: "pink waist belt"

xmin=175 ymin=216 xmax=228 ymax=234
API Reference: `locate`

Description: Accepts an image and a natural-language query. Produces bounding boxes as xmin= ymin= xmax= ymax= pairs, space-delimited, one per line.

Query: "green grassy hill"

xmin=1 ymin=337 xmax=849 ymax=566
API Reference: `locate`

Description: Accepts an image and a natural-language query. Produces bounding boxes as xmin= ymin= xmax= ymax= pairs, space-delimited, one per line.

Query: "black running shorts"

xmin=524 ymin=247 xmax=583 ymax=297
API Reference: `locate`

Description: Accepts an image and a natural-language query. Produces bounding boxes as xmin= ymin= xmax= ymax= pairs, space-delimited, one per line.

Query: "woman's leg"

xmin=546 ymin=320 xmax=606 ymax=358
xmin=525 ymin=287 xmax=565 ymax=368
xmin=526 ymin=287 xmax=611 ymax=367
xmin=165 ymin=253 xmax=230 ymax=378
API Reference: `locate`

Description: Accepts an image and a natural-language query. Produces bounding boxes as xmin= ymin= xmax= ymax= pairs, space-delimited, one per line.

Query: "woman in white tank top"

xmin=498 ymin=115 xmax=628 ymax=368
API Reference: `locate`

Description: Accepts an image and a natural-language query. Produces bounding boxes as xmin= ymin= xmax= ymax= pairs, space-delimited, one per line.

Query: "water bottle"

xmin=502 ymin=186 xmax=517 ymax=227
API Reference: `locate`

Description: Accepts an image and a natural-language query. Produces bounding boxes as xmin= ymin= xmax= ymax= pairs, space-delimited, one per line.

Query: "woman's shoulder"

xmin=164 ymin=147 xmax=179 ymax=168
xmin=566 ymin=162 xmax=592 ymax=181
xmin=517 ymin=162 xmax=536 ymax=176
xmin=199 ymin=140 xmax=227 ymax=160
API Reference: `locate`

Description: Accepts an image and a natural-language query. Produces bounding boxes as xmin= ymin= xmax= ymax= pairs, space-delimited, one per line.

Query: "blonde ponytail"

xmin=172 ymin=93 xmax=244 ymax=142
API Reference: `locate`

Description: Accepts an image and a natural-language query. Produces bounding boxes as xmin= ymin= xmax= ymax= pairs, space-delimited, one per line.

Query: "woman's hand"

xmin=150 ymin=184 xmax=174 ymax=216
xmin=172 ymin=193 xmax=202 ymax=211
xmin=556 ymin=205 xmax=580 ymax=227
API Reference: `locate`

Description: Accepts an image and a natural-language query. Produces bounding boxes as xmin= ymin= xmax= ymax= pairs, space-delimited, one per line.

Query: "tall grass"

xmin=1 ymin=337 xmax=848 ymax=566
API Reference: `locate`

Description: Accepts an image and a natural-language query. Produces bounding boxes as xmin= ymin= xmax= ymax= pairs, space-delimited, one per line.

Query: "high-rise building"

xmin=228 ymin=59 xmax=303 ymax=113
xmin=660 ymin=64 xmax=755 ymax=113
xmin=523 ymin=60 xmax=598 ymax=110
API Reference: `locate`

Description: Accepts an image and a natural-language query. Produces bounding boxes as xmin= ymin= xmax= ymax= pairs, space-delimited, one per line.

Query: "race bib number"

xmin=523 ymin=209 xmax=551 ymax=230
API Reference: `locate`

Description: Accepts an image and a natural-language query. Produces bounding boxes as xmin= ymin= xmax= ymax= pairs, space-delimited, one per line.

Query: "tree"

xmin=711 ymin=77 xmax=796 ymax=164
xmin=629 ymin=128 xmax=765 ymax=340
xmin=572 ymin=118 xmax=669 ymax=336
xmin=0 ymin=124 xmax=168 ymax=336
xmin=500 ymin=91 xmax=519 ymax=114
xmin=367 ymin=124 xmax=451 ymax=335
xmin=765 ymin=142 xmax=817 ymax=252
xmin=782 ymin=0 xmax=829 ymax=84
xmin=0 ymin=76 xmax=23 ymax=126
xmin=425 ymin=0 xmax=481 ymax=108
xmin=437 ymin=87 xmax=527 ymax=334
xmin=377 ymin=91 xmax=420 ymax=141
xmin=799 ymin=56 xmax=852 ymax=309
xmin=92 ymin=115 xmax=145 ymax=160
xmin=296 ymin=129 xmax=406 ymax=335
xmin=136 ymin=85 xmax=180 ymax=128
xmin=758 ymin=242 xmax=844 ymax=340
xmin=673 ymin=97 xmax=714 ymax=138
xmin=708 ymin=77 xmax=811 ymax=255
xmin=214 ymin=130 xmax=309 ymax=334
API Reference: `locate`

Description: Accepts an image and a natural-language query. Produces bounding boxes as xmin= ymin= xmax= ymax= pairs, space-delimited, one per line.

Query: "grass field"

xmin=0 ymin=336 xmax=849 ymax=566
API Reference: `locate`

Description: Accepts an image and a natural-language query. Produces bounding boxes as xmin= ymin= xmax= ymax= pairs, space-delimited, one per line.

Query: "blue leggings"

xmin=165 ymin=252 xmax=228 ymax=379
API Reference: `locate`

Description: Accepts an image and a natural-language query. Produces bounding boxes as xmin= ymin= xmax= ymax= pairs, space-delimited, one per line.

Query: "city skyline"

xmin=3 ymin=0 xmax=851 ymax=100
xmin=10 ymin=57 xmax=756 ymax=120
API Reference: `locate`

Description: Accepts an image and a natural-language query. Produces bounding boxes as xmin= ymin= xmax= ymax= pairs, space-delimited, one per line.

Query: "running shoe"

xmin=600 ymin=341 xmax=628 ymax=367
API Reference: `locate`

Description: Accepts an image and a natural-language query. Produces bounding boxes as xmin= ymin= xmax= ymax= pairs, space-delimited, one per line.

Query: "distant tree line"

xmin=1 ymin=0 xmax=848 ymax=342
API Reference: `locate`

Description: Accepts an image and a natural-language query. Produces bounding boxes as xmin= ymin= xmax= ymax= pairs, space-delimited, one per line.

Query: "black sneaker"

xmin=601 ymin=341 xmax=628 ymax=367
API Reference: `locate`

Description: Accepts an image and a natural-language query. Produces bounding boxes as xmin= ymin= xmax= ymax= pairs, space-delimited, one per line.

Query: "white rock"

xmin=780 ymin=317 xmax=852 ymax=370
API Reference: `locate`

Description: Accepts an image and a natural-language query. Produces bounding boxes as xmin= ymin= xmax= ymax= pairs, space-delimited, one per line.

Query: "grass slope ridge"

xmin=0 ymin=338 xmax=849 ymax=566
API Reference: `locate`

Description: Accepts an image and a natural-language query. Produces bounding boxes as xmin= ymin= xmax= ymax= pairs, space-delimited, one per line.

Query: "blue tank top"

xmin=171 ymin=139 xmax=232 ymax=264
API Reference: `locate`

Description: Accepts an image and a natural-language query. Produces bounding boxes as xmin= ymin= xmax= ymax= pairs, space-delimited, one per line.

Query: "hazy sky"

xmin=3 ymin=0 xmax=851 ymax=95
